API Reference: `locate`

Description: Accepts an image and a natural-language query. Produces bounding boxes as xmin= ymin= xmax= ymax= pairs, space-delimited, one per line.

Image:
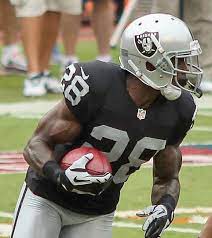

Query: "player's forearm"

xmin=151 ymin=177 xmax=180 ymax=208
xmin=23 ymin=136 xmax=55 ymax=175
xmin=152 ymin=145 xmax=182 ymax=208
xmin=23 ymin=136 xmax=75 ymax=190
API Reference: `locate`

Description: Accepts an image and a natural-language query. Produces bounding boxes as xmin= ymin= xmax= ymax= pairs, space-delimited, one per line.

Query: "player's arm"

xmin=24 ymin=99 xmax=111 ymax=193
xmin=23 ymin=99 xmax=82 ymax=175
xmin=136 ymin=144 xmax=182 ymax=238
xmin=149 ymin=99 xmax=196 ymax=214
xmin=137 ymin=97 xmax=196 ymax=238
xmin=24 ymin=99 xmax=82 ymax=191
xmin=151 ymin=144 xmax=182 ymax=210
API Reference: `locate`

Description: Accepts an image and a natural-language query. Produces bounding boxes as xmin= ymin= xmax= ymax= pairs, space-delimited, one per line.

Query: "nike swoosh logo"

xmin=84 ymin=155 xmax=91 ymax=160
xmin=74 ymin=176 xmax=90 ymax=183
xmin=157 ymin=211 xmax=166 ymax=216
xmin=81 ymin=67 xmax=89 ymax=80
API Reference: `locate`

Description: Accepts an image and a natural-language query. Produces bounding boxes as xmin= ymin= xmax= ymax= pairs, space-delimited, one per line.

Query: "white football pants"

xmin=11 ymin=183 xmax=114 ymax=238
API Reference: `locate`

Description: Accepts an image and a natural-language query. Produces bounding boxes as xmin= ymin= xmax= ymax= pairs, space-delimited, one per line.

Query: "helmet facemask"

xmin=148 ymin=35 xmax=203 ymax=99
xmin=155 ymin=39 xmax=203 ymax=99
xmin=172 ymin=53 xmax=203 ymax=98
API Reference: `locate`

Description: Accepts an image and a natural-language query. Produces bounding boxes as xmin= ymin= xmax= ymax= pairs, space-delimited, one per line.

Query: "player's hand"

xmin=65 ymin=153 xmax=112 ymax=185
xmin=58 ymin=153 xmax=112 ymax=193
xmin=136 ymin=205 xmax=174 ymax=238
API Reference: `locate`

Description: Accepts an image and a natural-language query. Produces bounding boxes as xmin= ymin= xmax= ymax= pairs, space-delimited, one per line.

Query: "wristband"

xmin=159 ymin=194 xmax=176 ymax=212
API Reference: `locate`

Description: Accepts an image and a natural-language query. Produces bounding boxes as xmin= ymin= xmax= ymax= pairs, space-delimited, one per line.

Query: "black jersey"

xmin=26 ymin=61 xmax=196 ymax=215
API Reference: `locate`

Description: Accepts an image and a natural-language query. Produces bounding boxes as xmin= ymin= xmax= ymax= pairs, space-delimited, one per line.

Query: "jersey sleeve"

xmin=61 ymin=63 xmax=103 ymax=124
xmin=167 ymin=93 xmax=197 ymax=145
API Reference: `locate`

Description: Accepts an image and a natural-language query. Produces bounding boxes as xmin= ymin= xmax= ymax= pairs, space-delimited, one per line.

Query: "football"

xmin=60 ymin=146 xmax=112 ymax=176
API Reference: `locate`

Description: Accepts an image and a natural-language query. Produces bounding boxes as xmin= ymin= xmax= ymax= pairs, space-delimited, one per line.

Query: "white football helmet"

xmin=119 ymin=13 xmax=203 ymax=100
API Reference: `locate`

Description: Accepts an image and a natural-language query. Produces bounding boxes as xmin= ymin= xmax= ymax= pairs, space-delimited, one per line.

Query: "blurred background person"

xmin=58 ymin=0 xmax=114 ymax=70
xmin=10 ymin=0 xmax=82 ymax=97
xmin=58 ymin=13 xmax=82 ymax=68
xmin=0 ymin=0 xmax=26 ymax=74
xmin=90 ymin=0 xmax=114 ymax=62
xmin=151 ymin=0 xmax=212 ymax=93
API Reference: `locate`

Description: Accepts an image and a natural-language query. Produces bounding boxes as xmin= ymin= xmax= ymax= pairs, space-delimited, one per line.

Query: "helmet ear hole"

xmin=146 ymin=62 xmax=156 ymax=72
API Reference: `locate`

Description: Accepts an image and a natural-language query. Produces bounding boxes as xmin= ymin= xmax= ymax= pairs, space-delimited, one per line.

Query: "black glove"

xmin=42 ymin=160 xmax=73 ymax=192
xmin=136 ymin=204 xmax=174 ymax=238
xmin=43 ymin=153 xmax=112 ymax=195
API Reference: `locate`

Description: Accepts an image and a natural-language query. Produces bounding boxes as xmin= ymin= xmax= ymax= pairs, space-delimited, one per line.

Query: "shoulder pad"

xmin=176 ymin=91 xmax=197 ymax=122
xmin=74 ymin=61 xmax=124 ymax=95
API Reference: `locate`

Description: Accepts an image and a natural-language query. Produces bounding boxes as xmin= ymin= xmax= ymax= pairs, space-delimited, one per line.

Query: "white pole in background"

xmin=110 ymin=0 xmax=139 ymax=48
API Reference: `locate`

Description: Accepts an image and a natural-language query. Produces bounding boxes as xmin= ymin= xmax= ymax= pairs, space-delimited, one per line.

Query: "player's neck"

xmin=126 ymin=76 xmax=160 ymax=109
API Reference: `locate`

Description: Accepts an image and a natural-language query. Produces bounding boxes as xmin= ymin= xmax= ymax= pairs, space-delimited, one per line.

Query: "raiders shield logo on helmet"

xmin=135 ymin=31 xmax=159 ymax=57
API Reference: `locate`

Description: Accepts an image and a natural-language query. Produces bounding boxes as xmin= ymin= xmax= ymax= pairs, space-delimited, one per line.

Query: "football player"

xmin=11 ymin=14 xmax=203 ymax=238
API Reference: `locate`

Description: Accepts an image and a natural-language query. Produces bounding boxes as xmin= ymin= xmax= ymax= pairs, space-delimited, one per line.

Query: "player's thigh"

xmin=11 ymin=183 xmax=61 ymax=238
xmin=60 ymin=212 xmax=114 ymax=238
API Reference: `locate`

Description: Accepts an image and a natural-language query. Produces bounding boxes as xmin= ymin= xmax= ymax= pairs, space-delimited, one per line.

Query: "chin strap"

xmin=160 ymin=84 xmax=182 ymax=100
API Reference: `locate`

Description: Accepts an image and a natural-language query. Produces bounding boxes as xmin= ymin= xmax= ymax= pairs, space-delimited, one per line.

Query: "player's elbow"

xmin=154 ymin=146 xmax=182 ymax=181
xmin=23 ymin=139 xmax=35 ymax=165
xmin=23 ymin=136 xmax=42 ymax=166
xmin=163 ymin=145 xmax=182 ymax=160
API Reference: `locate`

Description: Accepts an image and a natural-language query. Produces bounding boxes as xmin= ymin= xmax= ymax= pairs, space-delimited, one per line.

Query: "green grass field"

xmin=0 ymin=40 xmax=212 ymax=238
xmin=1 ymin=166 xmax=212 ymax=238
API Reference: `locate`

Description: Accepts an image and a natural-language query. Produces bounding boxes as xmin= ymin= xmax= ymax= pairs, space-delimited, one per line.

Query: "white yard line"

xmin=183 ymin=141 xmax=212 ymax=145
xmin=0 ymin=100 xmax=58 ymax=119
xmin=115 ymin=208 xmax=212 ymax=218
xmin=0 ymin=222 xmax=201 ymax=237
xmin=189 ymin=215 xmax=208 ymax=224
xmin=198 ymin=111 xmax=212 ymax=116
xmin=113 ymin=222 xmax=200 ymax=234
xmin=194 ymin=95 xmax=212 ymax=109
xmin=1 ymin=207 xmax=212 ymax=220
xmin=192 ymin=126 xmax=212 ymax=132
xmin=0 ymin=224 xmax=11 ymax=237
xmin=0 ymin=212 xmax=13 ymax=218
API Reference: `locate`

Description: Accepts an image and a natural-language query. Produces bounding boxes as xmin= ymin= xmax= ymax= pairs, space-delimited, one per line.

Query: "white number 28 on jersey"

xmin=61 ymin=64 xmax=89 ymax=106
xmin=83 ymin=125 xmax=166 ymax=184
